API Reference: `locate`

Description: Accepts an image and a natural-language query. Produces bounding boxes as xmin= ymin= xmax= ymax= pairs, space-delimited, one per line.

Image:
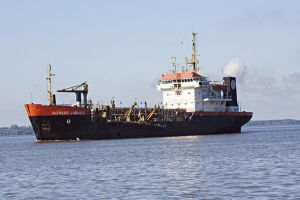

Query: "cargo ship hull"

xmin=26 ymin=104 xmax=252 ymax=140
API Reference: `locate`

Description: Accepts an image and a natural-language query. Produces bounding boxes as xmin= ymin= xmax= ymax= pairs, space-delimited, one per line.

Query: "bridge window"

xmin=174 ymin=84 xmax=181 ymax=89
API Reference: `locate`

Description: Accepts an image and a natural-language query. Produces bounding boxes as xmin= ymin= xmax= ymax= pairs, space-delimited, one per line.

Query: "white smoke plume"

xmin=223 ymin=57 xmax=253 ymax=85
xmin=223 ymin=57 xmax=246 ymax=77
xmin=222 ymin=57 xmax=300 ymax=96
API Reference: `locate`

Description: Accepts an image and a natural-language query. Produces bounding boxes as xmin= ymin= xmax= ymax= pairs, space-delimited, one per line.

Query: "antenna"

xmin=222 ymin=68 xmax=223 ymax=79
xmin=179 ymin=22 xmax=184 ymax=70
xmin=50 ymin=44 xmax=55 ymax=64
xmin=178 ymin=35 xmax=183 ymax=69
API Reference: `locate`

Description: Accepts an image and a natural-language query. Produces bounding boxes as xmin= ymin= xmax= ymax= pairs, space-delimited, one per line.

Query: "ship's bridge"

xmin=157 ymin=71 xmax=209 ymax=90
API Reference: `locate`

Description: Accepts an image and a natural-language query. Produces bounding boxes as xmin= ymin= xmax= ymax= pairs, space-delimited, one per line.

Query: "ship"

xmin=24 ymin=32 xmax=252 ymax=141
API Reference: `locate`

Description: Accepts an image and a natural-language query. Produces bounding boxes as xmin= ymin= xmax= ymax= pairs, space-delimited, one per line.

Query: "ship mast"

xmin=171 ymin=56 xmax=177 ymax=73
xmin=185 ymin=32 xmax=199 ymax=72
xmin=46 ymin=64 xmax=55 ymax=105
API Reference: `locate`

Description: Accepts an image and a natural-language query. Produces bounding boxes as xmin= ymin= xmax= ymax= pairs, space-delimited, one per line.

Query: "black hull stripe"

xmin=28 ymin=114 xmax=252 ymax=140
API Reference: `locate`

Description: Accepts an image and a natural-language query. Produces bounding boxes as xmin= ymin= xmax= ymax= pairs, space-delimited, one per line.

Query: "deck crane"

xmin=123 ymin=101 xmax=137 ymax=121
xmin=57 ymin=82 xmax=88 ymax=108
xmin=144 ymin=104 xmax=160 ymax=121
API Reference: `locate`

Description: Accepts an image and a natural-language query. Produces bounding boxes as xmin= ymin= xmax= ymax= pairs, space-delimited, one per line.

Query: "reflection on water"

xmin=1 ymin=125 xmax=300 ymax=199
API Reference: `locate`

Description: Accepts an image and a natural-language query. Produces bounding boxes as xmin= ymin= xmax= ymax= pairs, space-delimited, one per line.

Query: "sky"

xmin=0 ymin=0 xmax=300 ymax=127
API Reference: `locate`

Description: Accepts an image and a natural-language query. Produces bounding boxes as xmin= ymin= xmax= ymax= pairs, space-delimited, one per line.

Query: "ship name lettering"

xmin=71 ymin=111 xmax=85 ymax=115
xmin=51 ymin=111 xmax=85 ymax=115
xmin=52 ymin=111 xmax=70 ymax=115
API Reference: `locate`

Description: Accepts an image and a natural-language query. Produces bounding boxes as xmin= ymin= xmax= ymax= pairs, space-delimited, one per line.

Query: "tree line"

xmin=0 ymin=125 xmax=33 ymax=136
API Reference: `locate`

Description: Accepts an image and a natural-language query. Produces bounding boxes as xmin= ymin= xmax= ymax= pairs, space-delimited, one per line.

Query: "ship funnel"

xmin=223 ymin=77 xmax=239 ymax=112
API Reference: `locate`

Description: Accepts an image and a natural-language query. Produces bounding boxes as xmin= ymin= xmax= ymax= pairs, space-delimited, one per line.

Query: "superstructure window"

xmin=174 ymin=84 xmax=181 ymax=89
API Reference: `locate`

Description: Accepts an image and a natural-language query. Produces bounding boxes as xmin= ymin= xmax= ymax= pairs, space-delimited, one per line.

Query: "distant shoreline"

xmin=245 ymin=119 xmax=300 ymax=126
xmin=0 ymin=126 xmax=33 ymax=136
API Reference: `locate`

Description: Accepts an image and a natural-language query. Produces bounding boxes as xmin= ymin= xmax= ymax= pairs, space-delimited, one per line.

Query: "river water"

xmin=1 ymin=125 xmax=300 ymax=199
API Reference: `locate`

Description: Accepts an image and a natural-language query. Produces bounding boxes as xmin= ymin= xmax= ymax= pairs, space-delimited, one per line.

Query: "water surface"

xmin=1 ymin=125 xmax=299 ymax=199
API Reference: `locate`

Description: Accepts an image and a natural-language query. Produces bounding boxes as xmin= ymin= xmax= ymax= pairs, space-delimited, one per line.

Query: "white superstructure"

xmin=157 ymin=72 xmax=233 ymax=112
xmin=157 ymin=32 xmax=238 ymax=112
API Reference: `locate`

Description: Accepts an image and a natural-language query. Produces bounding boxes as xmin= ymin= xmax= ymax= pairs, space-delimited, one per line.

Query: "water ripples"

xmin=1 ymin=125 xmax=300 ymax=199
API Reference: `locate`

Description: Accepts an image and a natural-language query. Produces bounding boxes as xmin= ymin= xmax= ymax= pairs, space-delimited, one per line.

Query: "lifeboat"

xmin=212 ymin=84 xmax=228 ymax=90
